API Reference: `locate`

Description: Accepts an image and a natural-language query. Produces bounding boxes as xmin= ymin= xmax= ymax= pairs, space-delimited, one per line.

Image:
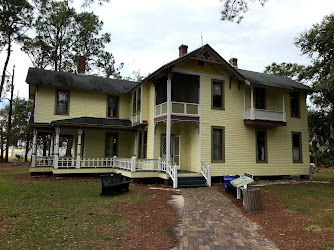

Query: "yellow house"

xmin=26 ymin=44 xmax=312 ymax=188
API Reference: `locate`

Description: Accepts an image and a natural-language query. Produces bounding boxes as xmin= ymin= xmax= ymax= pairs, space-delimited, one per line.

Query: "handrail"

xmin=165 ymin=160 xmax=178 ymax=188
xmin=200 ymin=162 xmax=211 ymax=187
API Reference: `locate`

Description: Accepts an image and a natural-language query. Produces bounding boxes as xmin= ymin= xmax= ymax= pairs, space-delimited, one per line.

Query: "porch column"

xmin=250 ymin=86 xmax=255 ymax=120
xmin=50 ymin=134 xmax=54 ymax=157
xmin=166 ymin=71 xmax=172 ymax=165
xmin=53 ymin=127 xmax=60 ymax=169
xmin=282 ymin=94 xmax=286 ymax=122
xmin=31 ymin=128 xmax=37 ymax=167
xmin=76 ymin=129 xmax=82 ymax=168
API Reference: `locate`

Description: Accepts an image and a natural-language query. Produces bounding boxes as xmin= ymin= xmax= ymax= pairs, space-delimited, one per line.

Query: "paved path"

xmin=178 ymin=187 xmax=278 ymax=250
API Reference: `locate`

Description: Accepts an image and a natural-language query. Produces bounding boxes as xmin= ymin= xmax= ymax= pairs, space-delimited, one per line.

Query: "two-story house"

xmin=26 ymin=44 xmax=312 ymax=188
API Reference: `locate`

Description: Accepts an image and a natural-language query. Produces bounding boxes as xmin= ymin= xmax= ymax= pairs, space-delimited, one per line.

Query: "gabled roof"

xmin=237 ymin=69 xmax=312 ymax=92
xmin=26 ymin=67 xmax=138 ymax=95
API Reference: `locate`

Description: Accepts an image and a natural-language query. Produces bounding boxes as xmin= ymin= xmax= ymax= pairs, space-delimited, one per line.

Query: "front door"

xmin=162 ymin=135 xmax=181 ymax=169
xmin=105 ymin=133 xmax=118 ymax=157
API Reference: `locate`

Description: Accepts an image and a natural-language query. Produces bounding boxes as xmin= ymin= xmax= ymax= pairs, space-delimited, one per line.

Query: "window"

xmin=256 ymin=130 xmax=267 ymax=162
xmin=290 ymin=92 xmax=300 ymax=117
xmin=212 ymin=80 xmax=224 ymax=110
xmin=107 ymin=96 xmax=118 ymax=118
xmin=255 ymin=87 xmax=266 ymax=109
xmin=292 ymin=132 xmax=302 ymax=162
xmin=212 ymin=127 xmax=225 ymax=162
xmin=137 ymin=131 xmax=147 ymax=159
xmin=132 ymin=87 xmax=142 ymax=114
xmin=197 ymin=60 xmax=206 ymax=66
xmin=55 ymin=90 xmax=69 ymax=115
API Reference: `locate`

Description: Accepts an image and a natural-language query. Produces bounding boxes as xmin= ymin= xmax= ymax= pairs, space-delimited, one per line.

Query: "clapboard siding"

xmin=35 ymin=86 xmax=131 ymax=123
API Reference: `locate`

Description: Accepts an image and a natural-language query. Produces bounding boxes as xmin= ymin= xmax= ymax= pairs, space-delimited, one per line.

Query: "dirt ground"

xmin=217 ymin=170 xmax=334 ymax=250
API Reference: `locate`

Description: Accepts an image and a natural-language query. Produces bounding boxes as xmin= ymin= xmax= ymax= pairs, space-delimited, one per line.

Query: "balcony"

xmin=244 ymin=108 xmax=286 ymax=127
xmin=155 ymin=102 xmax=199 ymax=116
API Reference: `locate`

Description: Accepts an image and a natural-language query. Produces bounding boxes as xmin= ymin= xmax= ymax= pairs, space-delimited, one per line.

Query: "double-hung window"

xmin=132 ymin=87 xmax=142 ymax=114
xmin=292 ymin=132 xmax=302 ymax=162
xmin=256 ymin=130 xmax=267 ymax=162
xmin=290 ymin=92 xmax=300 ymax=117
xmin=107 ymin=95 xmax=118 ymax=118
xmin=55 ymin=90 xmax=69 ymax=115
xmin=212 ymin=80 xmax=224 ymax=110
xmin=137 ymin=131 xmax=147 ymax=159
xmin=212 ymin=126 xmax=225 ymax=162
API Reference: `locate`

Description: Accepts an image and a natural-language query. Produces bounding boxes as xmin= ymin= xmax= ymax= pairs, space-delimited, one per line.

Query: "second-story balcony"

xmin=244 ymin=86 xmax=287 ymax=127
xmin=154 ymin=72 xmax=200 ymax=122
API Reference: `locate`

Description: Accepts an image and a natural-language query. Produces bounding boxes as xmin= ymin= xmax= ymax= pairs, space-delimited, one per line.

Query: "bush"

xmin=318 ymin=149 xmax=334 ymax=167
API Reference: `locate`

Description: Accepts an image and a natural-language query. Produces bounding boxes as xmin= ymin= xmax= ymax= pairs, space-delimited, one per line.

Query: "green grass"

xmin=261 ymin=171 xmax=334 ymax=235
xmin=0 ymin=164 xmax=150 ymax=249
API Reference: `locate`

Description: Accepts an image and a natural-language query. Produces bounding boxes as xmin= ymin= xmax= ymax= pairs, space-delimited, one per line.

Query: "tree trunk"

xmin=66 ymin=136 xmax=73 ymax=156
xmin=0 ymin=127 xmax=3 ymax=162
xmin=0 ymin=36 xmax=11 ymax=100
xmin=314 ymin=149 xmax=318 ymax=167
xmin=25 ymin=131 xmax=30 ymax=162
xmin=5 ymin=66 xmax=14 ymax=162
xmin=42 ymin=136 xmax=48 ymax=156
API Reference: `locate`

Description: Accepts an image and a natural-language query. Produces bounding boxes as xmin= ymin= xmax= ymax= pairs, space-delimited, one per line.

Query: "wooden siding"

xmin=35 ymin=86 xmax=131 ymax=123
xmin=178 ymin=60 xmax=224 ymax=75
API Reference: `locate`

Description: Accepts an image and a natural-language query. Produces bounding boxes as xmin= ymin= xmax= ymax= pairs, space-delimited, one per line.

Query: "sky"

xmin=1 ymin=0 xmax=334 ymax=102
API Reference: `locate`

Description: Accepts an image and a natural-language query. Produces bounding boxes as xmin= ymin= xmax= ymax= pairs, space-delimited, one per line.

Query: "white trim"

xmin=140 ymin=86 xmax=143 ymax=123
xmin=34 ymin=86 xmax=38 ymax=122
xmin=199 ymin=76 xmax=202 ymax=172
xmin=166 ymin=73 xmax=172 ymax=165
xmin=173 ymin=135 xmax=181 ymax=170
xmin=172 ymin=68 xmax=229 ymax=80
xmin=244 ymin=79 xmax=251 ymax=85
xmin=152 ymin=84 xmax=156 ymax=159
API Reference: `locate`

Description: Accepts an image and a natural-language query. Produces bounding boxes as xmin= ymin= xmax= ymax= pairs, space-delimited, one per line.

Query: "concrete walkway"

xmin=178 ymin=187 xmax=278 ymax=250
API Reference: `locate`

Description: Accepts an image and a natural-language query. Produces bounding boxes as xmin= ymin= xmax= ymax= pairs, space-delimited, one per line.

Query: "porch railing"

xmin=200 ymin=162 xmax=211 ymax=187
xmin=58 ymin=157 xmax=76 ymax=168
xmin=80 ymin=158 xmax=113 ymax=168
xmin=155 ymin=101 xmax=199 ymax=117
xmin=136 ymin=159 xmax=159 ymax=171
xmin=35 ymin=156 xmax=53 ymax=167
xmin=166 ymin=161 xmax=178 ymax=189
xmin=244 ymin=108 xmax=286 ymax=122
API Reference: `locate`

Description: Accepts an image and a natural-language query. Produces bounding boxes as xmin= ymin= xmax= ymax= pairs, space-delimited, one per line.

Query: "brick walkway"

xmin=178 ymin=187 xmax=278 ymax=250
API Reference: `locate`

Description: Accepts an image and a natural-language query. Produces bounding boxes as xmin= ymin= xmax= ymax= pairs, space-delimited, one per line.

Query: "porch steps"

xmin=177 ymin=176 xmax=207 ymax=188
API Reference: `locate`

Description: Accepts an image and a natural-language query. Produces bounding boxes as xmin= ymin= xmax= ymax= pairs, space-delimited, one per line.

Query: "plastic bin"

xmin=224 ymin=175 xmax=235 ymax=192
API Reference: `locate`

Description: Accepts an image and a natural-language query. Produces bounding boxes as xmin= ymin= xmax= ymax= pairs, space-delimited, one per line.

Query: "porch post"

xmin=76 ymin=129 xmax=82 ymax=169
xmin=250 ymin=86 xmax=255 ymax=120
xmin=50 ymin=134 xmax=54 ymax=157
xmin=282 ymin=94 xmax=286 ymax=122
xmin=53 ymin=127 xmax=60 ymax=169
xmin=131 ymin=156 xmax=136 ymax=172
xmin=166 ymin=71 xmax=172 ymax=165
xmin=31 ymin=128 xmax=37 ymax=167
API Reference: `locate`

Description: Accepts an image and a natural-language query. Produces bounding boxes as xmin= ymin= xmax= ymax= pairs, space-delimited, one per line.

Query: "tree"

xmin=295 ymin=14 xmax=334 ymax=123
xmin=0 ymin=0 xmax=33 ymax=100
xmin=21 ymin=0 xmax=123 ymax=77
xmin=264 ymin=62 xmax=305 ymax=80
xmin=221 ymin=0 xmax=267 ymax=23
xmin=0 ymin=97 xmax=33 ymax=161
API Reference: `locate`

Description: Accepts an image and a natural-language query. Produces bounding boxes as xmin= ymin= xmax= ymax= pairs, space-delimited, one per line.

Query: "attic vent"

xmin=197 ymin=60 xmax=206 ymax=66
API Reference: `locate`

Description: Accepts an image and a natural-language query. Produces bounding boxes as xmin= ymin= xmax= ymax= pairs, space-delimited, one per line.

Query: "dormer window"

xmin=55 ymin=90 xmax=69 ymax=115
xmin=197 ymin=60 xmax=206 ymax=66
xmin=107 ymin=95 xmax=118 ymax=118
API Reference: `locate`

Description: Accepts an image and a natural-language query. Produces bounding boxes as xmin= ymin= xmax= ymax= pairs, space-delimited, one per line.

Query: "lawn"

xmin=0 ymin=163 xmax=171 ymax=250
xmin=258 ymin=169 xmax=334 ymax=248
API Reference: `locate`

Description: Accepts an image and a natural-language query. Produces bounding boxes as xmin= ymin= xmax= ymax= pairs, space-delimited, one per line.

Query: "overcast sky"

xmin=1 ymin=0 xmax=333 ymax=101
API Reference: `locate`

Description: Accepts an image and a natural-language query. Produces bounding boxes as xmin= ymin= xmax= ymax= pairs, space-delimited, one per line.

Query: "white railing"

xmin=136 ymin=159 xmax=159 ymax=171
xmin=79 ymin=158 xmax=113 ymax=168
xmin=35 ymin=156 xmax=53 ymax=167
xmin=158 ymin=157 xmax=167 ymax=172
xmin=200 ymin=162 xmax=211 ymax=187
xmin=113 ymin=156 xmax=133 ymax=172
xmin=245 ymin=108 xmax=286 ymax=122
xmin=58 ymin=157 xmax=76 ymax=168
xmin=155 ymin=101 xmax=199 ymax=117
xmin=166 ymin=161 xmax=178 ymax=189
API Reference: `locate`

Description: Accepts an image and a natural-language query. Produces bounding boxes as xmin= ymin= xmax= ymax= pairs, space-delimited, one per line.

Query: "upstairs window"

xmin=55 ymin=90 xmax=69 ymax=115
xmin=197 ymin=60 xmax=206 ymax=66
xmin=256 ymin=130 xmax=267 ymax=162
xmin=292 ymin=132 xmax=302 ymax=162
xmin=290 ymin=92 xmax=300 ymax=117
xmin=212 ymin=126 xmax=225 ymax=162
xmin=107 ymin=96 xmax=118 ymax=118
xmin=255 ymin=87 xmax=266 ymax=109
xmin=132 ymin=87 xmax=142 ymax=114
xmin=212 ymin=80 xmax=224 ymax=110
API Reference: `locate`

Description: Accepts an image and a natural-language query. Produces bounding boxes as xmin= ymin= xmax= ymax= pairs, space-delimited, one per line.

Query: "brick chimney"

xmin=77 ymin=55 xmax=86 ymax=74
xmin=229 ymin=57 xmax=238 ymax=68
xmin=179 ymin=44 xmax=188 ymax=57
